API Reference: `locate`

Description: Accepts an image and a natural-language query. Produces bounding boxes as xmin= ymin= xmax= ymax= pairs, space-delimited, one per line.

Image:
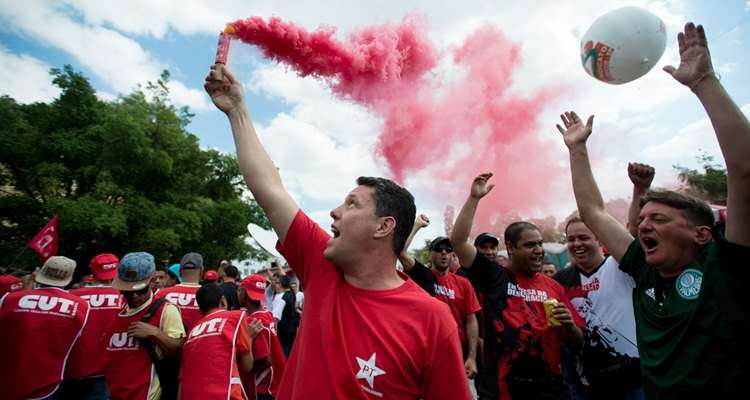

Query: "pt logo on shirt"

xmin=187 ymin=317 xmax=227 ymax=343
xmin=165 ymin=293 xmax=198 ymax=308
xmin=17 ymin=295 xmax=78 ymax=317
xmin=356 ymin=353 xmax=386 ymax=397
xmin=107 ymin=332 xmax=139 ymax=351
xmin=80 ymin=294 xmax=120 ymax=309
xmin=676 ymin=269 xmax=702 ymax=300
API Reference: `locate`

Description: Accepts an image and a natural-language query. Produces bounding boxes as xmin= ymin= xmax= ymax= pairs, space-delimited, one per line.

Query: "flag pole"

xmin=6 ymin=246 xmax=29 ymax=270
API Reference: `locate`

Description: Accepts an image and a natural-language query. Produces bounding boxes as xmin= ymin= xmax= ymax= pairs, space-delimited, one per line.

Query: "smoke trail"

xmin=229 ymin=16 xmax=566 ymax=232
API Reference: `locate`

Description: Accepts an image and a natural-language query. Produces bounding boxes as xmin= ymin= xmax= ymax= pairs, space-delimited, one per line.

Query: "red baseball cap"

xmin=91 ymin=253 xmax=119 ymax=281
xmin=0 ymin=275 xmax=23 ymax=296
xmin=204 ymin=270 xmax=218 ymax=282
xmin=239 ymin=274 xmax=267 ymax=302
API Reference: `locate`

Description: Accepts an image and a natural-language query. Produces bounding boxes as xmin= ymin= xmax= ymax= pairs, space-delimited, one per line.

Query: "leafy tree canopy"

xmin=0 ymin=65 xmax=270 ymax=277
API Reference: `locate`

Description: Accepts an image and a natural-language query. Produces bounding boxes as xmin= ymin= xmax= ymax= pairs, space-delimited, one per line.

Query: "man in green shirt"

xmin=556 ymin=22 xmax=750 ymax=398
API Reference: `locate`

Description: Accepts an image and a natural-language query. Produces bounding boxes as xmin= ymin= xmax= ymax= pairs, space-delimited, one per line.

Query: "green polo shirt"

xmin=619 ymin=225 xmax=750 ymax=399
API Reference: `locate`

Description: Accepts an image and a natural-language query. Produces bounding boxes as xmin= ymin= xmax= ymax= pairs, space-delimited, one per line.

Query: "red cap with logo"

xmin=91 ymin=253 xmax=119 ymax=281
xmin=239 ymin=274 xmax=268 ymax=302
xmin=0 ymin=275 xmax=23 ymax=296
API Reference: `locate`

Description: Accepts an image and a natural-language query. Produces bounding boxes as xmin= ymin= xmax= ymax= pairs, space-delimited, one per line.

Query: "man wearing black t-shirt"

xmin=451 ymin=173 xmax=585 ymax=399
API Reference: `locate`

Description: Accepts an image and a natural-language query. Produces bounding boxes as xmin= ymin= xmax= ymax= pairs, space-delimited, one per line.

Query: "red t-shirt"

xmin=275 ymin=210 xmax=470 ymax=399
xmin=410 ymin=261 xmax=481 ymax=350
xmin=243 ymin=309 xmax=286 ymax=396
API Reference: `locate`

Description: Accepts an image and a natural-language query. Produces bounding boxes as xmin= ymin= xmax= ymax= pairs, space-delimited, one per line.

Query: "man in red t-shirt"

xmin=238 ymin=274 xmax=287 ymax=399
xmin=451 ymin=173 xmax=585 ymax=399
xmin=0 ymin=256 xmax=90 ymax=400
xmin=180 ymin=283 xmax=259 ymax=400
xmin=64 ymin=253 xmax=122 ymax=398
xmin=205 ymin=65 xmax=470 ymax=399
xmin=155 ymin=252 xmax=204 ymax=330
xmin=398 ymin=214 xmax=482 ymax=389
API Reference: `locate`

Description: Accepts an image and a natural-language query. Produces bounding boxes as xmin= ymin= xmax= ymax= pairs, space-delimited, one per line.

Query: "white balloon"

xmin=581 ymin=7 xmax=667 ymax=85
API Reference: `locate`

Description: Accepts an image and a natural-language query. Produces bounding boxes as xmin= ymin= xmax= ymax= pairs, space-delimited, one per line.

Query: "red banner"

xmin=27 ymin=216 xmax=58 ymax=263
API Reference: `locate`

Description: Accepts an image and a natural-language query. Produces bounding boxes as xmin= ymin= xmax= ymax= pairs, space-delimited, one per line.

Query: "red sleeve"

xmin=275 ymin=210 xmax=336 ymax=290
xmin=462 ymin=278 xmax=482 ymax=316
xmin=421 ymin=330 xmax=471 ymax=400
xmin=252 ymin=329 xmax=271 ymax=361
xmin=236 ymin=318 xmax=251 ymax=355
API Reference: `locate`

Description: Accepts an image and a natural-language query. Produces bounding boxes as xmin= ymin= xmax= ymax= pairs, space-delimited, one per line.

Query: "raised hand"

xmin=663 ymin=23 xmax=714 ymax=90
xmin=628 ymin=162 xmax=655 ymax=189
xmin=557 ymin=111 xmax=594 ymax=149
xmin=204 ymin=64 xmax=245 ymax=116
xmin=470 ymin=173 xmax=495 ymax=199
xmin=415 ymin=214 xmax=430 ymax=229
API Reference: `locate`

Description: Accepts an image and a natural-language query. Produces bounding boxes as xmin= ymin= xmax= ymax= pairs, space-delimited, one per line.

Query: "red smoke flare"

xmin=229 ymin=16 xmax=567 ymax=232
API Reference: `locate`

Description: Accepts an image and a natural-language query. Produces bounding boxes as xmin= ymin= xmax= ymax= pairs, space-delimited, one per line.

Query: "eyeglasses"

xmin=431 ymin=246 xmax=453 ymax=253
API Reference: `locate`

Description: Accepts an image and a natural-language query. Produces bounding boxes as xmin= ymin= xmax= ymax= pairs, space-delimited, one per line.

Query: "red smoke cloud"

xmin=229 ymin=16 xmax=567 ymax=232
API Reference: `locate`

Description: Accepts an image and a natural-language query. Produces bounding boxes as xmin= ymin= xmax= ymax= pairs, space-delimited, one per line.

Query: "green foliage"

xmin=674 ymin=153 xmax=727 ymax=205
xmin=0 ymin=65 xmax=270 ymax=275
xmin=410 ymin=239 xmax=431 ymax=265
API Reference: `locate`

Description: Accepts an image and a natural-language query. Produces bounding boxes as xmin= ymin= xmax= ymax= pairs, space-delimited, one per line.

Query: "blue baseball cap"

xmin=168 ymin=263 xmax=183 ymax=283
xmin=112 ymin=252 xmax=155 ymax=291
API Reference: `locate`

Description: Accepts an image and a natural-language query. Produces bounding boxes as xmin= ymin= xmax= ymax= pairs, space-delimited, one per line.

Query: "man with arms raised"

xmin=205 ymin=65 xmax=469 ymax=399
xmin=451 ymin=173 xmax=585 ymax=399
xmin=556 ymin=23 xmax=749 ymax=398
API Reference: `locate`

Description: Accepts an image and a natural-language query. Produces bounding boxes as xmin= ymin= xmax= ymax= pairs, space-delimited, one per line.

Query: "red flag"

xmin=27 ymin=216 xmax=58 ymax=263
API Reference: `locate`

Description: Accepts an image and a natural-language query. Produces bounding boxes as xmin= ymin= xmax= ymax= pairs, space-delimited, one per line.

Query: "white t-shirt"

xmin=271 ymin=292 xmax=286 ymax=321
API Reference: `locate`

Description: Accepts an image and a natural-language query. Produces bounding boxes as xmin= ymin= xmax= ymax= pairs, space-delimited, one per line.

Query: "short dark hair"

xmin=155 ymin=264 xmax=167 ymax=272
xmin=639 ymin=190 xmax=714 ymax=227
xmin=224 ymin=265 xmax=239 ymax=279
xmin=279 ymin=275 xmax=292 ymax=289
xmin=504 ymin=221 xmax=541 ymax=248
xmin=564 ymin=217 xmax=585 ymax=235
xmin=356 ymin=176 xmax=416 ymax=256
xmin=196 ymin=283 xmax=224 ymax=314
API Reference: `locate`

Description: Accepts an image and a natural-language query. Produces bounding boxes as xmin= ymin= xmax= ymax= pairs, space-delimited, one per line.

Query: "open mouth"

xmin=641 ymin=237 xmax=659 ymax=253
xmin=331 ymin=226 xmax=340 ymax=238
xmin=573 ymin=248 xmax=587 ymax=256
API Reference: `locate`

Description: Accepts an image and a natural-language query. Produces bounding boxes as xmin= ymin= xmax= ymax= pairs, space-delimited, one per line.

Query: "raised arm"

xmin=664 ymin=23 xmax=750 ymax=246
xmin=557 ymin=113 xmax=633 ymax=262
xmin=399 ymin=214 xmax=430 ymax=272
xmin=450 ymin=173 xmax=494 ymax=268
xmin=204 ymin=65 xmax=298 ymax=242
xmin=627 ymin=163 xmax=655 ymax=237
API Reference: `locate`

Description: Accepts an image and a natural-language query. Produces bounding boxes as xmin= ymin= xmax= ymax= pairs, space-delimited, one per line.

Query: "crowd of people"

xmin=1 ymin=21 xmax=748 ymax=400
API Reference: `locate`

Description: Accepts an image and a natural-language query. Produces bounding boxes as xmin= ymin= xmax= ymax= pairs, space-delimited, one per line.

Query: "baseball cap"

xmin=239 ymin=274 xmax=267 ymax=302
xmin=168 ymin=264 xmax=182 ymax=283
xmin=112 ymin=252 xmax=155 ymax=291
xmin=180 ymin=252 xmax=203 ymax=269
xmin=35 ymin=256 xmax=76 ymax=287
xmin=203 ymin=270 xmax=218 ymax=282
xmin=90 ymin=253 xmax=119 ymax=281
xmin=429 ymin=237 xmax=453 ymax=252
xmin=474 ymin=232 xmax=500 ymax=247
xmin=0 ymin=275 xmax=23 ymax=296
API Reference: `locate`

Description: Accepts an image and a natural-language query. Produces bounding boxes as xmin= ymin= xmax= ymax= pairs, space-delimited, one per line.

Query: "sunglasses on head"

xmin=432 ymin=245 xmax=453 ymax=253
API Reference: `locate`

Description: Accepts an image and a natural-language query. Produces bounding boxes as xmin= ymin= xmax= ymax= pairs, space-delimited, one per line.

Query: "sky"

xmin=1 ymin=0 xmax=749 ymax=259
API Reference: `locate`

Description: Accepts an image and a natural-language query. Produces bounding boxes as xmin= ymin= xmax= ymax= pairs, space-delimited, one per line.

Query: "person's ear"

xmin=373 ymin=216 xmax=397 ymax=239
xmin=694 ymin=226 xmax=712 ymax=246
